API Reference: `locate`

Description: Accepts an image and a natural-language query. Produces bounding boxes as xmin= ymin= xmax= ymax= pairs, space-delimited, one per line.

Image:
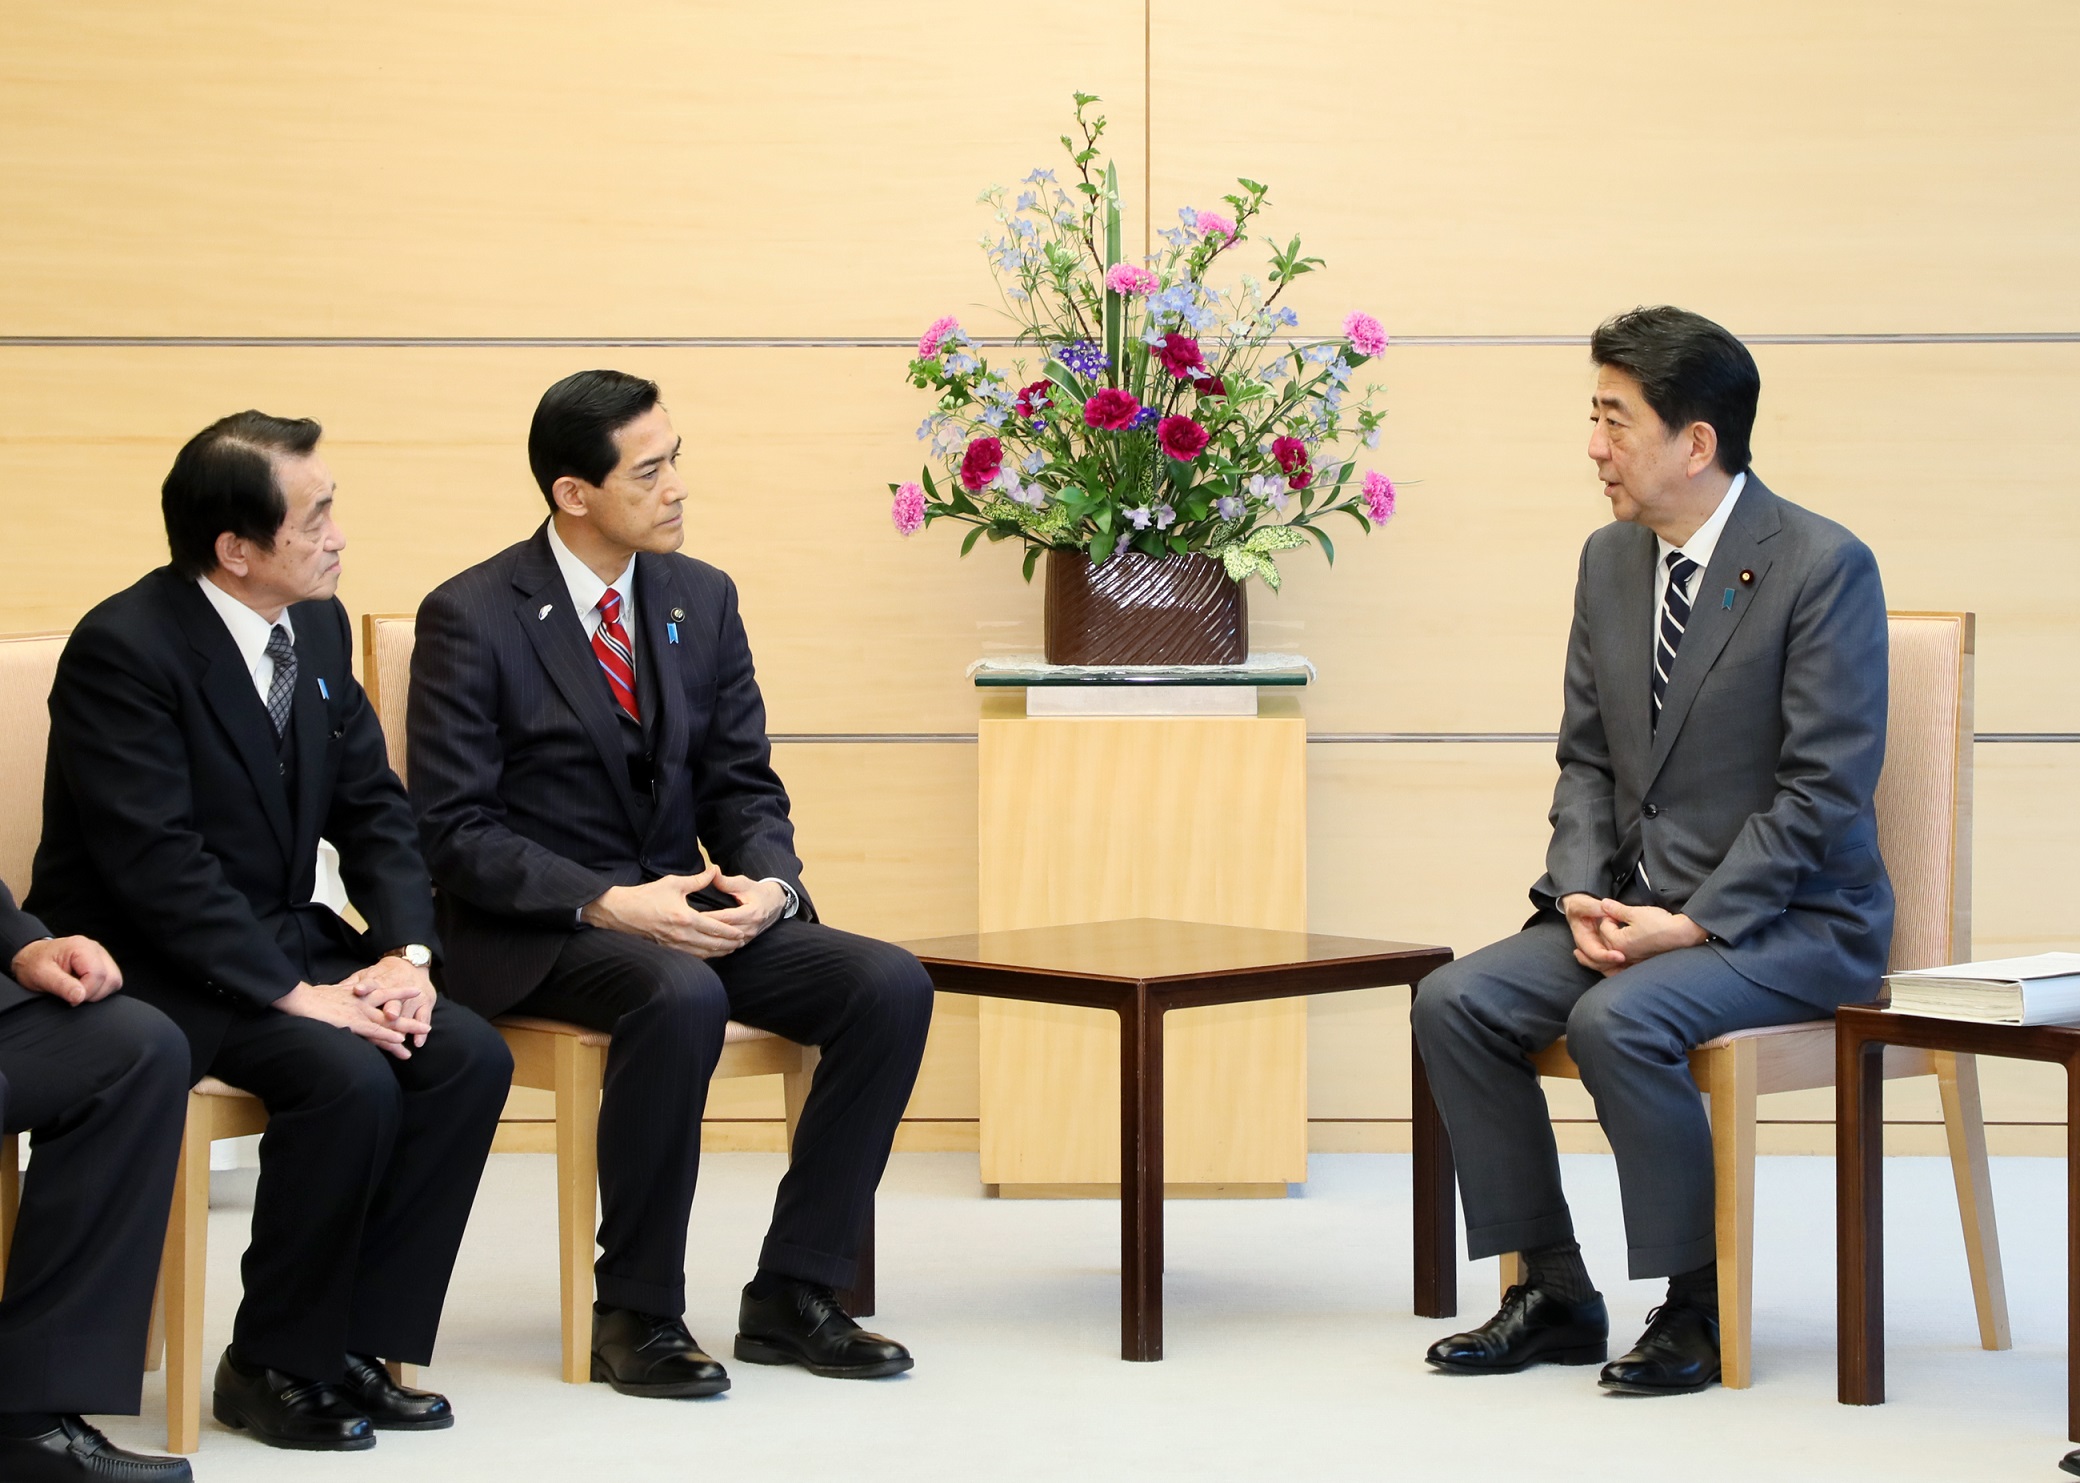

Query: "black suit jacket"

xmin=0 ymin=880 xmax=50 ymax=1016
xmin=25 ymin=568 xmax=438 ymax=1064
xmin=409 ymin=523 xmax=811 ymax=1019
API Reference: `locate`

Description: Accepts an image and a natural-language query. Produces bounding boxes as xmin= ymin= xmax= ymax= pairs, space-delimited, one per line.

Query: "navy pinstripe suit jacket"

xmin=408 ymin=523 xmax=811 ymax=1019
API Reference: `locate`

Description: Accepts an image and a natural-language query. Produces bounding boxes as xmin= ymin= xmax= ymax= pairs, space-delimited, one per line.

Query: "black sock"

xmin=1522 ymin=1240 xmax=1597 ymax=1304
xmin=1668 ymin=1261 xmax=1718 ymax=1314
xmin=0 ymin=1413 xmax=61 ymax=1439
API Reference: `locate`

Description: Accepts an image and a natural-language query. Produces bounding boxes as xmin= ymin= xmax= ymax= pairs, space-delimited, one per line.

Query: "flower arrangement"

xmin=888 ymin=94 xmax=1396 ymax=591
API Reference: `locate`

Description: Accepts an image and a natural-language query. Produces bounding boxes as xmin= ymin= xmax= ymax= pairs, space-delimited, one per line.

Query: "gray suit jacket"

xmin=1530 ymin=475 xmax=1895 ymax=1008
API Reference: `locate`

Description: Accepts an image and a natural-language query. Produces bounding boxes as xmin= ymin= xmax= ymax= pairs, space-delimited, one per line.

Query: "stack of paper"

xmin=1884 ymin=953 xmax=2080 ymax=1025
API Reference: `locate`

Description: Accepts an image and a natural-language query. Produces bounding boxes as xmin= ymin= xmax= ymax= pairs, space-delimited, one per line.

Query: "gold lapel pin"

xmin=671 ymin=607 xmax=686 ymax=622
xmin=1738 ymin=570 xmax=1755 ymax=585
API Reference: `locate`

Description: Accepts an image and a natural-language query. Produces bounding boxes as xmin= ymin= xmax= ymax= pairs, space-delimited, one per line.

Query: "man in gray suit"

xmin=1412 ymin=306 xmax=1892 ymax=1394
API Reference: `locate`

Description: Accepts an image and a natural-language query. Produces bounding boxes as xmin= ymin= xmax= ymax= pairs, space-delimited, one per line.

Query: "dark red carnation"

xmin=1191 ymin=374 xmax=1227 ymax=399
xmin=1082 ymin=388 xmax=1141 ymax=431
xmin=1015 ymin=379 xmax=1053 ymax=420
xmin=959 ymin=436 xmax=1004 ymax=492
xmin=1154 ymin=334 xmax=1204 ymax=378
xmin=1287 ymin=470 xmax=1312 ymax=492
xmin=1272 ymin=435 xmax=1309 ymax=473
xmin=1156 ymin=415 xmax=1211 ymax=462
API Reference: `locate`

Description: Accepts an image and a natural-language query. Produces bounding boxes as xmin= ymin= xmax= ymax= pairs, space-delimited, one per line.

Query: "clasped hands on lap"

xmin=1558 ymin=893 xmax=1708 ymax=977
xmin=277 ymin=958 xmax=437 ymax=1059
xmin=579 ymin=866 xmax=786 ymax=959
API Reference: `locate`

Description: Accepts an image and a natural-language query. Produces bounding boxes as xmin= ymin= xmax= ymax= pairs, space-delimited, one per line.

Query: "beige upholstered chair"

xmin=361 ymin=614 xmax=826 ymax=1384
xmin=1498 ymin=612 xmax=2007 ymax=1389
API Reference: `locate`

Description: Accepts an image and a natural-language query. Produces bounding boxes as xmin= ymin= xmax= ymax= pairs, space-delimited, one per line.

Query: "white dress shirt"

xmin=546 ymin=518 xmax=638 ymax=645
xmin=544 ymin=519 xmax=797 ymax=921
xmin=196 ymin=574 xmax=295 ymax=703
xmin=1651 ymin=471 xmax=1746 ymax=629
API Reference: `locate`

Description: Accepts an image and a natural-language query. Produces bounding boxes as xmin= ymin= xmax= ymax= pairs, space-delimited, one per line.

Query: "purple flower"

xmin=1155 ymin=504 xmax=1176 ymax=530
xmin=1057 ymin=340 xmax=1110 ymax=380
xmin=1216 ymin=496 xmax=1244 ymax=520
xmin=891 ymin=482 xmax=926 ymax=536
xmin=1129 ymin=405 xmax=1160 ymax=430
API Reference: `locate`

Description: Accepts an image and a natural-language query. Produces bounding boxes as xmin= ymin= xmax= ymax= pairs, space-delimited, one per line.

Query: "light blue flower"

xmin=1015 ymin=191 xmax=1038 ymax=212
xmin=1275 ymin=306 xmax=1299 ymax=329
xmin=980 ymin=407 xmax=1008 ymax=429
xmin=1022 ymin=167 xmax=1058 ymax=185
xmin=1216 ymin=496 xmax=1244 ymax=520
xmin=1021 ymin=449 xmax=1047 ymax=475
xmin=1364 ymin=427 xmax=1381 ymax=449
xmin=1258 ymin=364 xmax=1285 ymax=385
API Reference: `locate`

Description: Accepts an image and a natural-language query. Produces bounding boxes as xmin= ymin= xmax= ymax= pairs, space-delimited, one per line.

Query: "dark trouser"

xmin=511 ymin=918 xmax=934 ymax=1315
xmin=0 ymin=994 xmax=189 ymax=1415
xmin=1411 ymin=914 xmax=1812 ymax=1280
xmin=207 ymin=999 xmax=511 ymax=1382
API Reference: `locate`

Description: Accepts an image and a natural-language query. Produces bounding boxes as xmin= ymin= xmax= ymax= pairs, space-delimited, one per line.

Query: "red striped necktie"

xmin=593 ymin=589 xmax=639 ymax=722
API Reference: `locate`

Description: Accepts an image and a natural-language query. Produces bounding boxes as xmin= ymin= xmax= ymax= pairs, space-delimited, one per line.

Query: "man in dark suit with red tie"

xmin=29 ymin=413 xmax=513 ymax=1452
xmin=408 ymin=370 xmax=933 ymax=1397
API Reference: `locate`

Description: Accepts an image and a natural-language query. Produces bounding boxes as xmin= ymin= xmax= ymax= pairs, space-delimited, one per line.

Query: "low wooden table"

xmin=1837 ymin=1003 xmax=2079 ymax=1440
xmin=901 ymin=918 xmax=1451 ymax=1360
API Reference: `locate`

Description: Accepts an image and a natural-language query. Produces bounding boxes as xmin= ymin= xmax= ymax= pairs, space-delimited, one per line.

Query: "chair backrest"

xmin=362 ymin=614 xmax=417 ymax=781
xmin=1876 ymin=612 xmax=1975 ymax=972
xmin=0 ymin=633 xmax=65 ymax=897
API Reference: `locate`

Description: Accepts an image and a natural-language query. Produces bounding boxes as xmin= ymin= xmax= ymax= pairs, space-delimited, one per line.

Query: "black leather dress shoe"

xmin=1425 ymin=1284 xmax=1610 ymax=1374
xmin=0 ymin=1417 xmax=193 ymax=1481
xmin=735 ymin=1280 xmax=913 ymax=1379
xmin=591 ymin=1306 xmax=731 ymax=1398
xmin=2059 ymin=1448 xmax=2080 ymax=1477
xmin=1599 ymin=1301 xmax=1721 ymax=1394
xmin=211 ymin=1347 xmax=375 ymax=1451
xmin=340 ymin=1353 xmax=454 ymax=1430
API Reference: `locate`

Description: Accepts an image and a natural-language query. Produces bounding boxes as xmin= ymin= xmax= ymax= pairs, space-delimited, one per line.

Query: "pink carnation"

xmin=891 ymin=482 xmax=926 ymax=536
xmin=1105 ymin=263 xmax=1160 ymax=296
xmin=1156 ymin=415 xmax=1210 ymax=462
xmin=1362 ymin=470 xmax=1397 ymax=524
xmin=1194 ymin=211 xmax=1236 ymax=243
xmin=1083 ymin=388 xmax=1141 ymax=431
xmin=1343 ymin=311 xmax=1389 ymax=358
xmin=918 ymin=316 xmax=961 ymax=357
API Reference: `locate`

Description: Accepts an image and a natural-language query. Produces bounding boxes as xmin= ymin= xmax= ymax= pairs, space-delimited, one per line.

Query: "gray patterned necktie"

xmin=263 ymin=625 xmax=298 ymax=738
xmin=1651 ymin=551 xmax=1700 ymax=731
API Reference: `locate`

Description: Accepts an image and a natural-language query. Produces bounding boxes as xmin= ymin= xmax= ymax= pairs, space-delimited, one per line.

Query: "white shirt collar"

xmin=1656 ymin=471 xmax=1747 ymax=575
xmin=195 ymin=573 xmax=293 ymax=682
xmin=545 ymin=518 xmax=636 ymax=631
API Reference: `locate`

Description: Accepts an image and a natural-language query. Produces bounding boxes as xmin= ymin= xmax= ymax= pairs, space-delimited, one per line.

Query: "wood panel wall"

xmin=2 ymin=1 xmax=2074 ymax=1153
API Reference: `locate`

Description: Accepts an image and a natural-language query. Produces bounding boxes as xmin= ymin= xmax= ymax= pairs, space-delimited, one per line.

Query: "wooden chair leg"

xmin=163 ymin=1095 xmax=212 ymax=1454
xmin=385 ymin=1360 xmax=420 ymax=1387
xmin=1497 ymin=1250 xmax=1524 ymax=1297
xmin=0 ymin=1134 xmax=19 ymax=1288
xmin=1935 ymin=1050 xmax=2011 ymax=1350
xmin=780 ymin=1047 xmax=818 ymax=1157
xmin=1707 ymin=1042 xmax=1757 ymax=1390
xmin=145 ymin=1264 xmax=165 ymax=1372
xmin=554 ymin=1036 xmax=604 ymax=1385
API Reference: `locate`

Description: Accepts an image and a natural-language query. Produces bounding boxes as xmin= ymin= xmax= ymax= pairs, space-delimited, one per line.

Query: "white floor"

xmin=102 ymin=1152 xmax=2072 ymax=1482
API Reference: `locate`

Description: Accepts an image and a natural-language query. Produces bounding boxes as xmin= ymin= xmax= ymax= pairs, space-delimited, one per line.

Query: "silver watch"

xmin=387 ymin=943 xmax=432 ymax=969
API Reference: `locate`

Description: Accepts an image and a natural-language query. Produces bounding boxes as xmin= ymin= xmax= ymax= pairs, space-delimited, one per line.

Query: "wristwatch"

xmin=385 ymin=943 xmax=433 ymax=969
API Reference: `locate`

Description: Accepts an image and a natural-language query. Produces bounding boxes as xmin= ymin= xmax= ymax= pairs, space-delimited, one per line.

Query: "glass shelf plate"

xmin=968 ymin=651 xmax=1314 ymax=688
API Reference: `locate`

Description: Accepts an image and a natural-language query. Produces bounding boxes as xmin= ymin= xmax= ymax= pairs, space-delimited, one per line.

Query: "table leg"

xmin=2067 ymin=1057 xmax=2080 ymax=1443
xmin=1837 ymin=1024 xmax=1886 ymax=1406
xmin=1409 ymin=1001 xmax=1457 ymax=1319
xmin=1119 ymin=993 xmax=1164 ymax=1361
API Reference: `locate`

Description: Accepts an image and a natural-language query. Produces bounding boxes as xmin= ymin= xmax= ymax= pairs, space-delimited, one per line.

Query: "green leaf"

xmin=1307 ymin=524 xmax=1336 ymax=564
xmin=1023 ymin=545 xmax=1044 ymax=582
xmin=960 ymin=526 xmax=984 ymax=557
xmin=1087 ymin=532 xmax=1111 ymax=566
xmin=920 ymin=466 xmax=941 ymax=500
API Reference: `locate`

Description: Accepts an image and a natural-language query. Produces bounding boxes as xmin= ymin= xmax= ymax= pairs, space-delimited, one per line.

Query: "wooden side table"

xmin=901 ymin=918 xmax=1451 ymax=1360
xmin=1836 ymin=1003 xmax=2080 ymax=1440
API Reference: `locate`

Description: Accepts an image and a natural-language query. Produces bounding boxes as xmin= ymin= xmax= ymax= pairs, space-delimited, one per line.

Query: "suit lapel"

xmin=512 ymin=526 xmax=647 ymax=835
xmin=167 ymin=576 xmax=295 ymax=859
xmin=634 ymin=555 xmax=692 ymax=831
xmin=1642 ymin=480 xmax=1783 ymax=788
xmin=289 ymin=641 xmax=331 ymax=865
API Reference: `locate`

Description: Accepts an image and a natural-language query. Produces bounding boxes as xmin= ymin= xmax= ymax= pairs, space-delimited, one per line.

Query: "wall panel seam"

xmin=5 ymin=333 xmax=2078 ymax=350
xmin=769 ymin=731 xmax=2080 ymax=744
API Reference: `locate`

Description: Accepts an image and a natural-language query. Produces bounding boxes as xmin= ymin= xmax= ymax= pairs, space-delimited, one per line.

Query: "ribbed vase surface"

xmin=1042 ymin=550 xmax=1248 ymax=666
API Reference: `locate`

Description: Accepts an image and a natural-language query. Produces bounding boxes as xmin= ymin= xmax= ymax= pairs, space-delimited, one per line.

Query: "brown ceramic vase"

xmin=1042 ymin=549 xmax=1248 ymax=666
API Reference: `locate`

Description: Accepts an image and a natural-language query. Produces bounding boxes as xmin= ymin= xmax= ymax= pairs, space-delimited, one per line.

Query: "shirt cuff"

xmin=760 ymin=877 xmax=800 ymax=919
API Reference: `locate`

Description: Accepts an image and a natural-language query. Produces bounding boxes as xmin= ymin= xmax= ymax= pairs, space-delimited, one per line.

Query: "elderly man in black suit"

xmin=28 ymin=413 xmax=512 ymax=1453
xmin=409 ymin=370 xmax=932 ymax=1397
xmin=0 ymin=882 xmax=192 ymax=1482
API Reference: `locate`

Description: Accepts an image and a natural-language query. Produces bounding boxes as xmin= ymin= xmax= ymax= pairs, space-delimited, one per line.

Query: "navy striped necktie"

xmin=1651 ymin=551 xmax=1700 ymax=731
